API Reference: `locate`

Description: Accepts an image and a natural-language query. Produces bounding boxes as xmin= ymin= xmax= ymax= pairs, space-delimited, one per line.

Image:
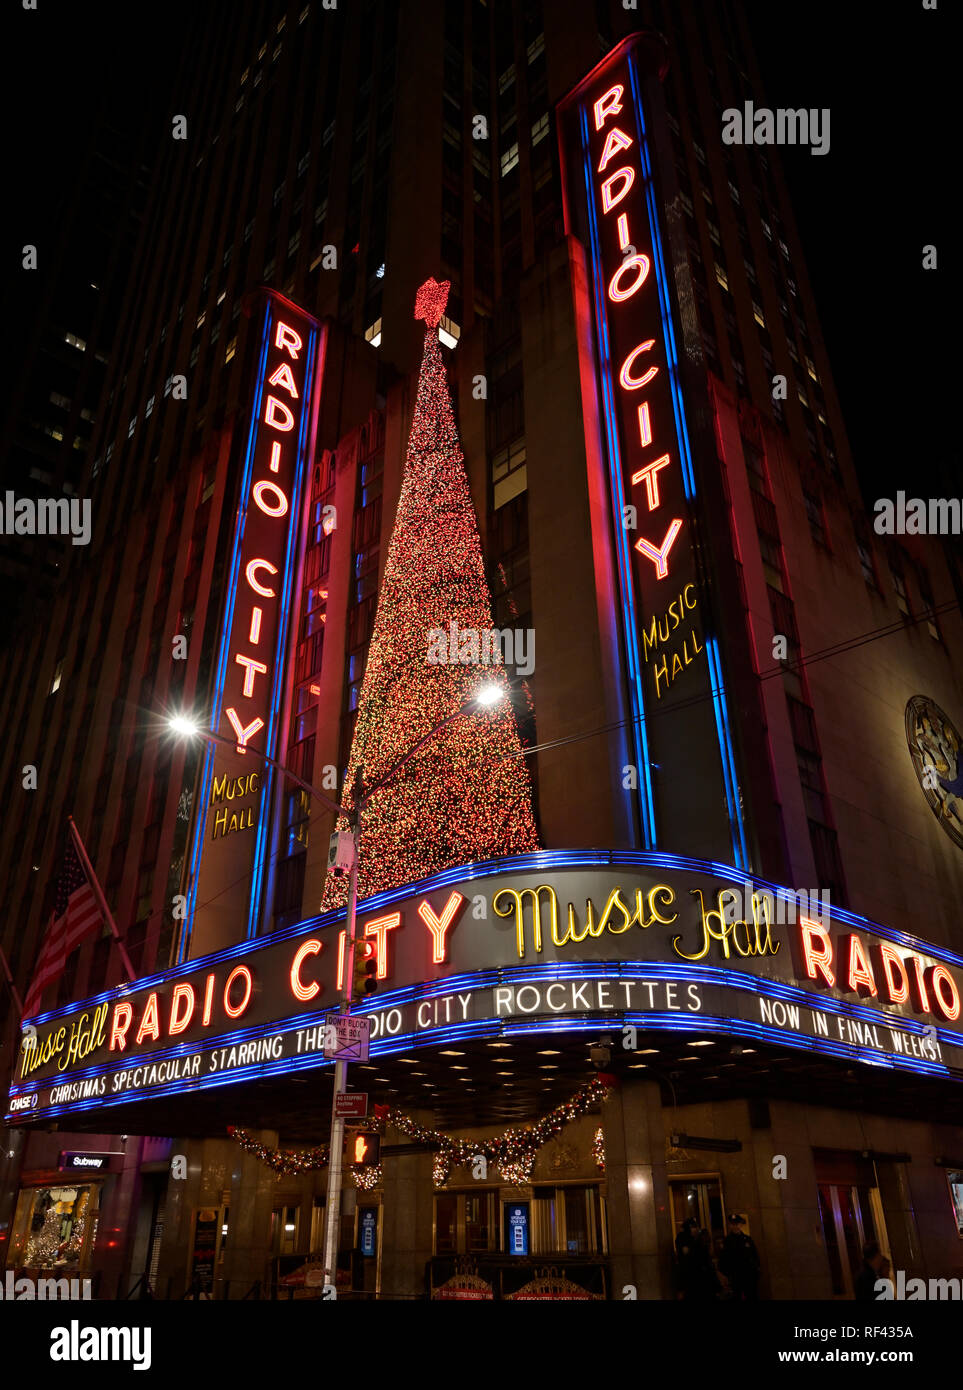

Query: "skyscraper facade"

xmin=2 ymin=1 xmax=961 ymax=1301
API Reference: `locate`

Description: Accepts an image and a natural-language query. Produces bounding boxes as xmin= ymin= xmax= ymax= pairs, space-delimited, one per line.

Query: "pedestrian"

xmin=854 ymin=1240 xmax=888 ymax=1301
xmin=719 ymin=1213 xmax=761 ymax=1300
xmin=674 ymin=1218 xmax=698 ymax=1298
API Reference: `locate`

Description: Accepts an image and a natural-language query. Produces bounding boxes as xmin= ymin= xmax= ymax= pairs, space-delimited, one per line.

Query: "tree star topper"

xmin=414 ymin=276 xmax=450 ymax=329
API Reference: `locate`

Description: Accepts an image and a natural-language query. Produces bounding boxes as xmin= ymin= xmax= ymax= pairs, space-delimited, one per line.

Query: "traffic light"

xmin=352 ymin=938 xmax=377 ymax=999
xmin=345 ymin=1131 xmax=380 ymax=1167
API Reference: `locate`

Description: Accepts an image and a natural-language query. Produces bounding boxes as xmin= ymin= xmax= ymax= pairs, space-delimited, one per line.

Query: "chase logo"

xmin=8 ymin=1092 xmax=38 ymax=1112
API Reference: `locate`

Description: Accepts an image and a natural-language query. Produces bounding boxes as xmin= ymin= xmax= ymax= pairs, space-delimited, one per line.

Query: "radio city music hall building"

xmin=2 ymin=2 xmax=963 ymax=1303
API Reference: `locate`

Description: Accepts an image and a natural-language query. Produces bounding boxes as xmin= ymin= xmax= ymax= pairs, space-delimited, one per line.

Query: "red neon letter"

xmin=609 ymin=253 xmax=650 ymax=303
xmin=109 ymin=1002 xmax=133 ymax=1053
xmin=364 ymin=912 xmax=402 ymax=979
xmin=135 ymin=993 xmax=161 ymax=1045
xmin=593 ymin=84 xmax=624 ymax=131
xmin=617 ymin=212 xmax=630 ymax=250
xmin=169 ymin=983 xmax=195 ymax=1036
xmin=202 ymin=973 xmax=215 ymax=1026
xmin=874 ymin=943 xmax=909 ymax=1005
xmin=290 ymin=940 xmax=323 ymax=1002
xmin=636 ymin=401 xmax=652 ymax=448
xmin=799 ymin=917 xmax=834 ymax=987
xmin=267 ymin=361 xmax=299 ymax=399
xmin=631 ymin=454 xmax=672 ymax=511
xmin=598 ymin=126 xmax=633 ymax=173
xmin=337 ymin=930 xmax=346 ymax=991
xmin=601 ymin=167 xmax=634 ymax=213
xmin=275 ymin=321 xmax=302 ymax=358
xmin=844 ymin=934 xmax=877 ymax=997
xmin=619 ymin=341 xmax=658 ymax=390
xmin=248 ymin=607 xmax=262 ymax=644
xmin=269 ymin=441 xmax=282 ymax=474
xmin=223 ymin=965 xmax=253 ymax=1019
xmin=246 ymin=558 xmax=278 ymax=597
xmin=253 ymin=480 xmax=289 ymax=517
xmin=264 ymin=396 xmax=295 ymax=432
xmin=225 ymin=708 xmax=264 ymax=752
xmin=635 ymin=519 xmax=683 ymax=580
xmin=928 ymin=965 xmax=961 ymax=1021
xmin=910 ymin=954 xmax=930 ymax=1013
xmin=235 ymin=653 xmax=268 ymax=697
xmin=418 ymin=891 xmax=466 ymax=965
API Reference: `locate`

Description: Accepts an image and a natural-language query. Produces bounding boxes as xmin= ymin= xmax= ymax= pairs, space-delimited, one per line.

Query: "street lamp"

xmin=166 ymin=680 xmax=510 ymax=1295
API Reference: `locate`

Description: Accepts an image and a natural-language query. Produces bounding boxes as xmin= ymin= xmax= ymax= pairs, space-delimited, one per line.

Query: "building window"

xmin=803 ymin=489 xmax=828 ymax=548
xmin=856 ymin=539 xmax=877 ymax=589
xmin=364 ymin=318 xmax=382 ymax=348
xmin=492 ymin=437 xmax=527 ymax=510
xmin=891 ymin=565 xmax=910 ymax=618
xmin=64 ymin=332 xmax=86 ymax=351
xmin=500 ymin=142 xmax=519 ymax=176
xmin=49 ymin=660 xmax=64 ymax=695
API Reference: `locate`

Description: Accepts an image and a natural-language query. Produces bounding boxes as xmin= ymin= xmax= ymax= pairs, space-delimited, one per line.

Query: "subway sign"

xmin=181 ymin=291 xmax=327 ymax=961
xmin=6 ymin=852 xmax=963 ymax=1125
xmin=557 ymin=33 xmax=745 ymax=865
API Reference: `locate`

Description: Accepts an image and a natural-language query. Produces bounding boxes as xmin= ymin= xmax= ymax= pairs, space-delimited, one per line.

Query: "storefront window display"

xmin=9 ymin=1184 xmax=99 ymax=1270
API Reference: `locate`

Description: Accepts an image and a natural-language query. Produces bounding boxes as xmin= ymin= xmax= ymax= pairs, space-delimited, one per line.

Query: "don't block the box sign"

xmin=181 ymin=292 xmax=327 ymax=962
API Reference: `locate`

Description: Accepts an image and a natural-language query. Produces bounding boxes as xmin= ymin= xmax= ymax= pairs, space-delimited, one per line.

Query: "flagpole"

xmin=68 ymin=818 xmax=137 ymax=984
xmin=0 ymin=942 xmax=23 ymax=1015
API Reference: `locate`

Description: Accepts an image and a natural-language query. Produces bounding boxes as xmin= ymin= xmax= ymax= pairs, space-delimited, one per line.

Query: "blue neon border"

xmin=12 ymin=850 xmax=963 ymax=1119
xmin=578 ymin=55 xmax=748 ymax=870
xmin=179 ymin=304 xmax=319 ymax=959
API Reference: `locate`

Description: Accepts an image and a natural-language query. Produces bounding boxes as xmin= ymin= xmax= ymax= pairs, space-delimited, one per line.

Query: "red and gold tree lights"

xmin=321 ymin=279 xmax=539 ymax=908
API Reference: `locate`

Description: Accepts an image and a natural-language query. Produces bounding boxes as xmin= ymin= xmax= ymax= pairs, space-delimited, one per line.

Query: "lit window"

xmin=163 ymin=375 xmax=173 ymax=396
xmin=235 ymin=96 xmax=244 ymax=114
xmin=145 ymin=395 xmax=154 ymax=418
xmin=299 ymin=3 xmax=309 ymax=22
xmin=761 ymin=219 xmax=772 ymax=240
xmin=49 ymin=661 xmax=63 ymax=695
xmin=127 ymin=417 xmax=136 ymax=438
xmin=714 ymin=264 xmax=729 ymax=292
xmin=531 ymin=112 xmax=550 ymax=146
xmin=240 ymin=67 xmax=248 ymax=85
xmin=752 ymin=302 xmax=766 ymax=328
xmin=64 ymin=332 xmax=86 ymax=351
xmin=49 ymin=391 xmax=70 ymax=410
xmin=43 ymin=425 xmax=64 ymax=442
xmin=438 ymin=315 xmax=460 ymax=349
xmin=243 ymin=220 xmax=254 ymax=242
xmin=195 ymin=311 xmax=205 ymax=330
xmin=728 ymin=179 xmax=741 ymax=204
xmin=276 ymin=13 xmax=286 ymax=31
xmin=497 ymin=64 xmax=516 ymax=94
xmin=272 ymin=42 xmax=282 ymax=62
xmin=364 ymin=318 xmax=382 ymax=348
xmin=526 ymin=32 xmax=545 ymax=63
xmin=287 ymin=230 xmax=301 ymax=256
xmin=500 ymin=142 xmax=519 ymax=176
xmin=375 ymin=262 xmax=385 ymax=279
xmin=225 ymin=337 xmax=237 ymax=364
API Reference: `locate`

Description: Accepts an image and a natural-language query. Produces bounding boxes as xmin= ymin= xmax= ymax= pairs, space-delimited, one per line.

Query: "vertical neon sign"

xmin=558 ymin=34 xmax=747 ymax=868
xmin=180 ymin=292 xmax=327 ymax=962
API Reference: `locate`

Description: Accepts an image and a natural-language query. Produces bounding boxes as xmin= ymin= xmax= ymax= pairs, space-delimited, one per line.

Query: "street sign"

xmin=335 ymin=1091 xmax=368 ymax=1119
xmin=323 ymin=1012 xmax=371 ymax=1061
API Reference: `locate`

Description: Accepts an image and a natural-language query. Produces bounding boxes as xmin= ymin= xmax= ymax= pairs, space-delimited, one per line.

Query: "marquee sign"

xmin=557 ymin=34 xmax=746 ymax=865
xmin=7 ymin=853 xmax=963 ymax=1125
xmin=181 ymin=291 xmax=327 ymax=961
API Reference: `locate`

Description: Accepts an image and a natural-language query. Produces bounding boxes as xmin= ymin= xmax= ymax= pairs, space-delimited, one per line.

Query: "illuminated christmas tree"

xmin=321 ymin=278 xmax=539 ymax=908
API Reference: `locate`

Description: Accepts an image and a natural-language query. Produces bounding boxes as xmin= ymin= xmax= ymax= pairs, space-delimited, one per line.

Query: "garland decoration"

xmin=228 ymin=1078 xmax=612 ymax=1187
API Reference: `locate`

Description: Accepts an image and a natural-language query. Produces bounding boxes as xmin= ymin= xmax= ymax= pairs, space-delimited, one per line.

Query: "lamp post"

xmin=168 ymin=680 xmax=509 ymax=1296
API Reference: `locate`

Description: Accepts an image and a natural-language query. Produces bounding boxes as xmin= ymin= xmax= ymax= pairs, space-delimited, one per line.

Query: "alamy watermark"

xmin=1 ymin=1271 xmax=92 ymax=1300
xmin=721 ymin=881 xmax=829 ymax=926
xmin=427 ymin=620 xmax=534 ymax=677
xmin=0 ymin=491 xmax=91 ymax=545
xmin=722 ymin=103 xmax=830 ymax=157
xmin=873 ymin=493 xmax=962 ymax=535
xmin=874 ymin=1271 xmax=963 ymax=1300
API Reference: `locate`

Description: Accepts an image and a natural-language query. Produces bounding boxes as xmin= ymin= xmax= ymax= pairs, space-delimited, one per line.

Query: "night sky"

xmin=3 ymin=2 xmax=952 ymax=506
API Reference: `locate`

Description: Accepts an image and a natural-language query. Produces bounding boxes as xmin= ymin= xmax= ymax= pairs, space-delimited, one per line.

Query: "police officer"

xmin=719 ymin=1213 xmax=761 ymax=1300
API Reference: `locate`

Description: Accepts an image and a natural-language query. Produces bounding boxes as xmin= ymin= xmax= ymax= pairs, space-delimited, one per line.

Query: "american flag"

xmin=22 ymin=841 xmax=102 ymax=1020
